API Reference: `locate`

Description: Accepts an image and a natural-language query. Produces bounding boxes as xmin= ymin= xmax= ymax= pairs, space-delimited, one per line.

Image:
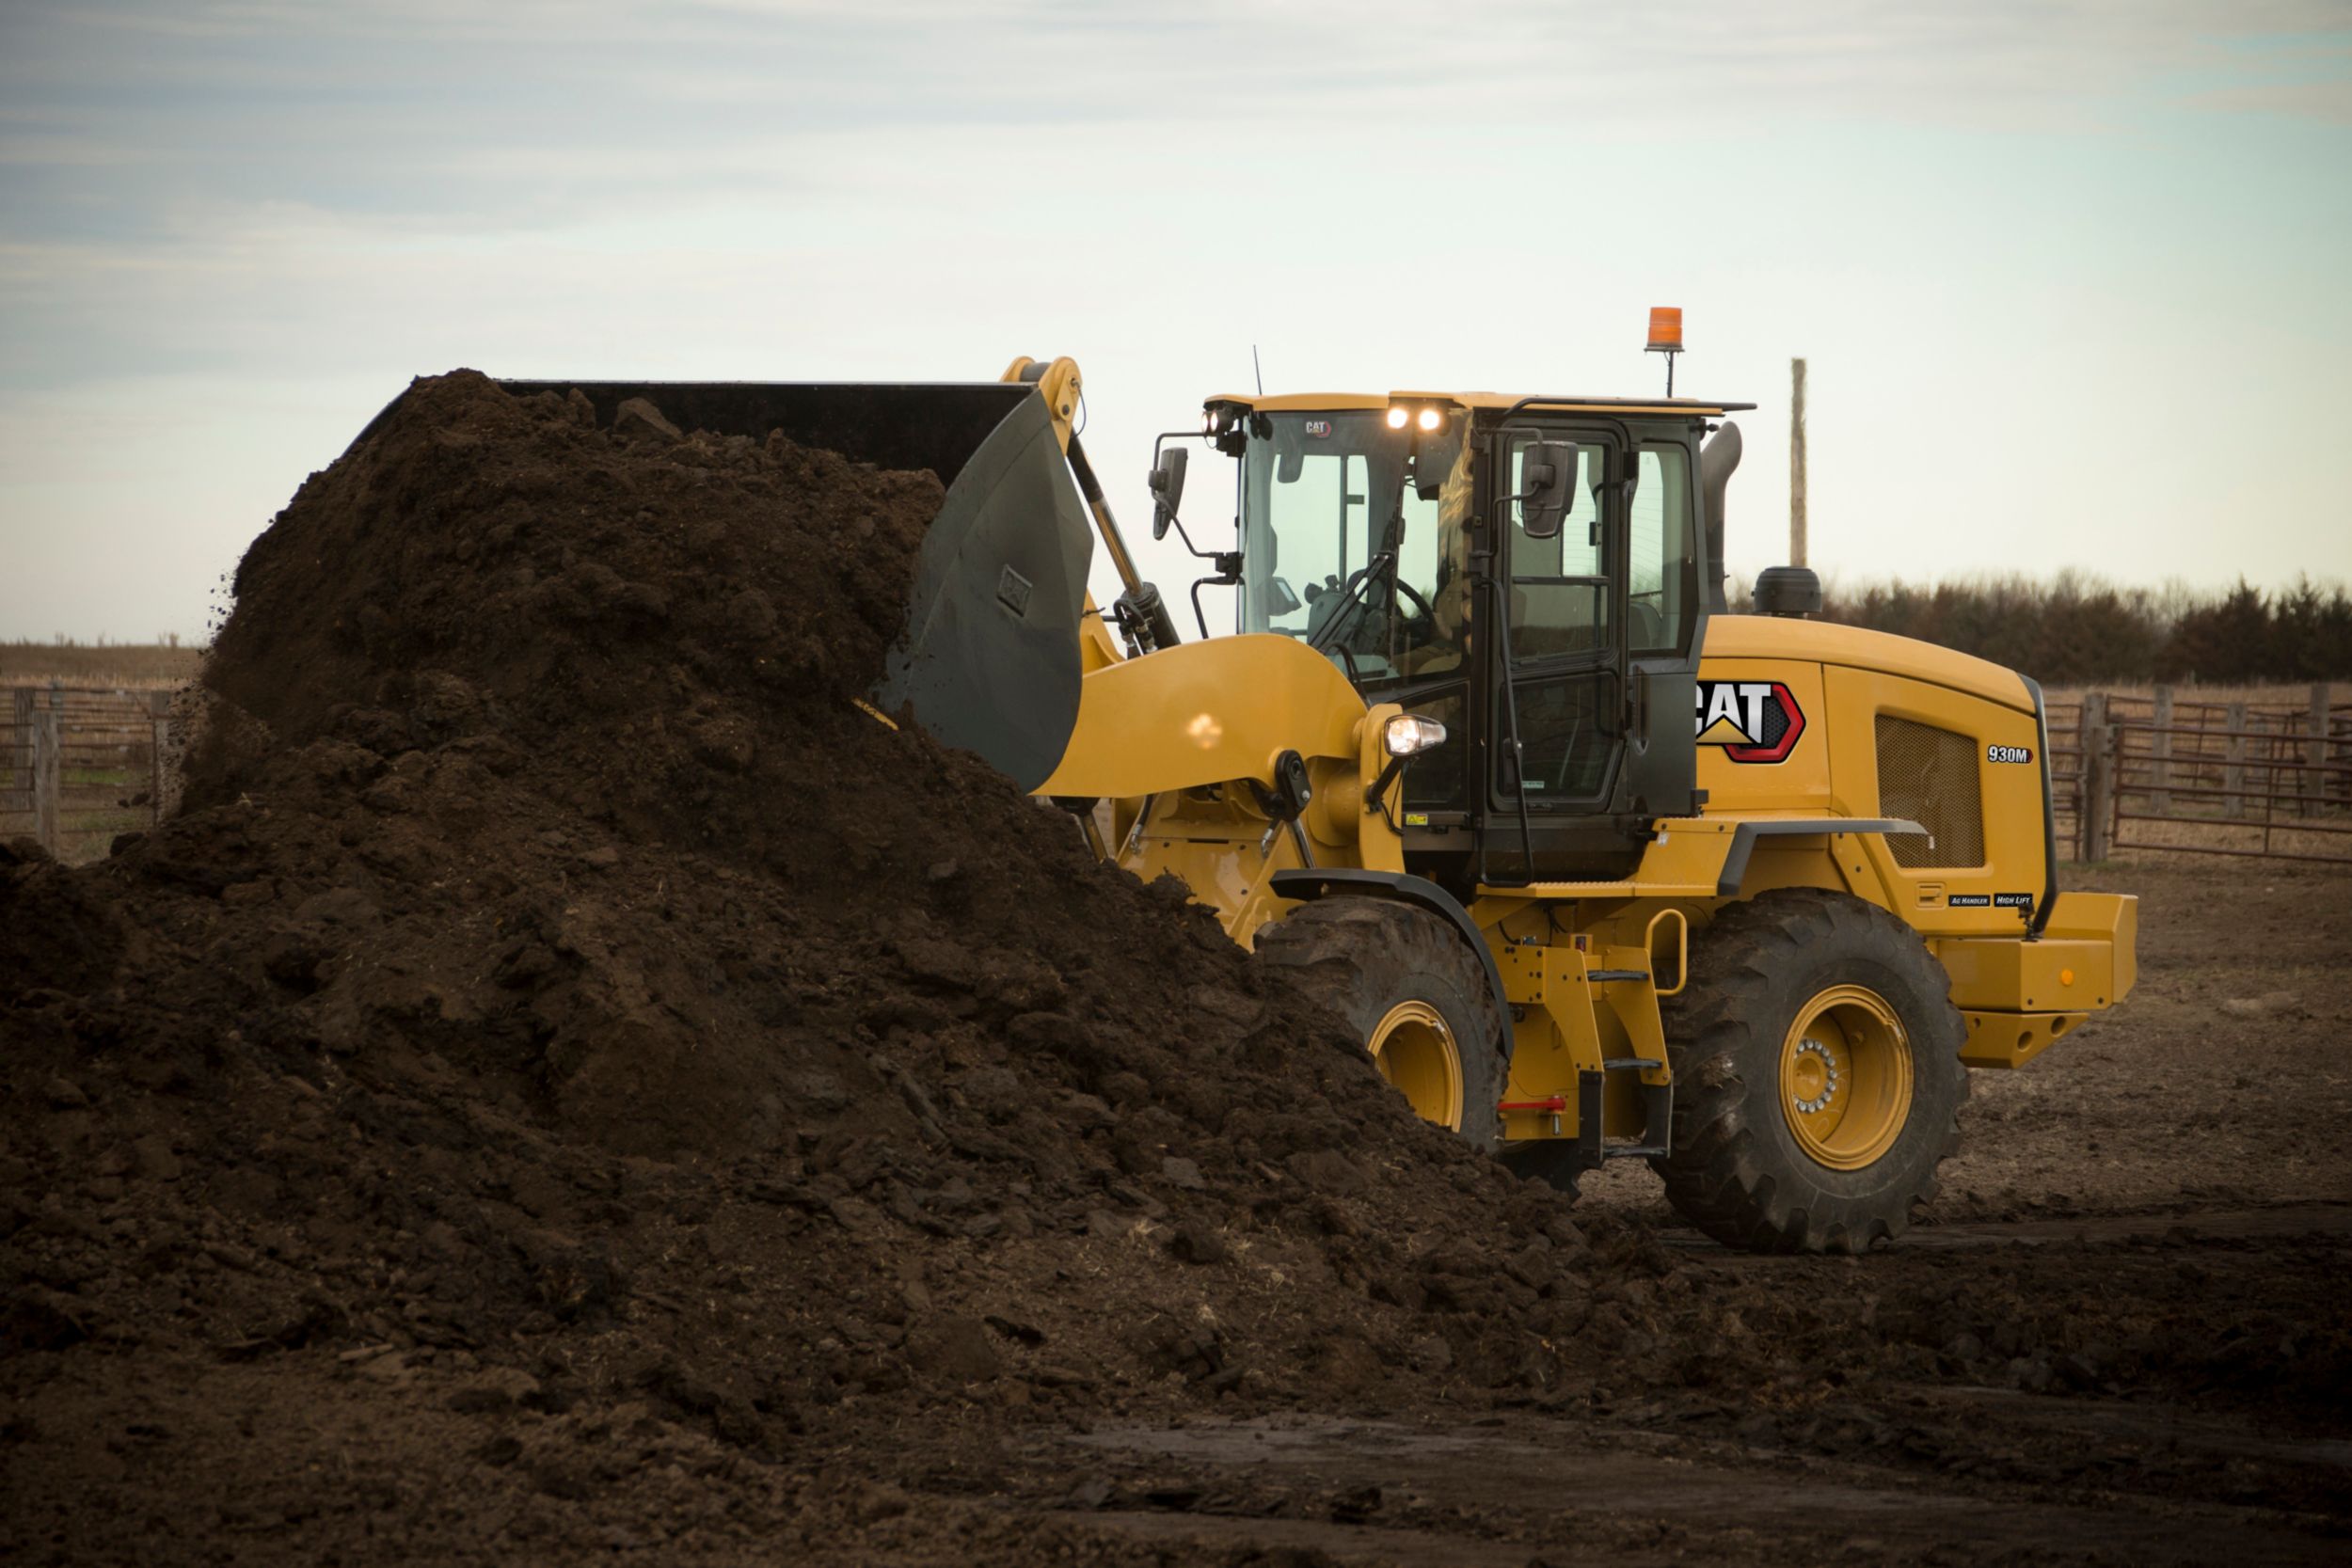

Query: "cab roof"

xmin=1206 ymin=390 xmax=1756 ymax=418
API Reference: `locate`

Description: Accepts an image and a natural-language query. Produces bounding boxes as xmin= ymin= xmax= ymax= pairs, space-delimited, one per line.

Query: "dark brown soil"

xmin=2 ymin=374 xmax=2346 ymax=1563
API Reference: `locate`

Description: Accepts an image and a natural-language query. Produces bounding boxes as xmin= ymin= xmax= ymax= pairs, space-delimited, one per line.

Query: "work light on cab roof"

xmin=1383 ymin=398 xmax=1449 ymax=433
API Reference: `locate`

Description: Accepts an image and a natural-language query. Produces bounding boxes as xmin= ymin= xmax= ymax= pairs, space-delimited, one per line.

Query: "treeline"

xmin=1810 ymin=573 xmax=2352 ymax=687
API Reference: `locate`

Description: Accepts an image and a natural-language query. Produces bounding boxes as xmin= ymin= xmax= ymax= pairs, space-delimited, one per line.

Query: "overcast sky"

xmin=3 ymin=0 xmax=2348 ymax=642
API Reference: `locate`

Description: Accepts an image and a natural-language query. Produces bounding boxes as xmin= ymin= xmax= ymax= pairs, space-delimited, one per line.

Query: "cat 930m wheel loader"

xmin=464 ymin=345 xmax=2134 ymax=1254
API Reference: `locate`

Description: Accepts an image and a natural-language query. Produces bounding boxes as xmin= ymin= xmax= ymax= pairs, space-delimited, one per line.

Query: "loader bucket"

xmin=494 ymin=379 xmax=1094 ymax=790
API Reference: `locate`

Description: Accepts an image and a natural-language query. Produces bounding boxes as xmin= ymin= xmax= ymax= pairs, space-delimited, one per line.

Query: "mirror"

xmin=1149 ymin=448 xmax=1188 ymax=541
xmin=1411 ymin=435 xmax=1451 ymax=501
xmin=1517 ymin=439 xmax=1579 ymax=540
xmin=1266 ymin=576 xmax=1301 ymax=617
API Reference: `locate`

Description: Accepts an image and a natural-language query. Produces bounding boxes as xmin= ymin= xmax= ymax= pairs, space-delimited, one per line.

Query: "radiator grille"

xmin=1876 ymin=715 xmax=1985 ymax=868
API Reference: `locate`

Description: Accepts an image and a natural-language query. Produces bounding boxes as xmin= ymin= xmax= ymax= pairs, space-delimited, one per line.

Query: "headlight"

xmin=1384 ymin=713 xmax=1448 ymax=757
xmin=1385 ymin=405 xmax=1409 ymax=430
xmin=1416 ymin=406 xmax=1441 ymax=432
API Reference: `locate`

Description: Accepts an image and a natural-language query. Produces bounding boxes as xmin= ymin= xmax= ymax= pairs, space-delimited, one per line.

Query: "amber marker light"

xmin=1645 ymin=306 xmax=1686 ymax=394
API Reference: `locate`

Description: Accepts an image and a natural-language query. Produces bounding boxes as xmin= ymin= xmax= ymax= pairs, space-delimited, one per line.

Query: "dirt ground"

xmin=1047 ymin=857 xmax=2352 ymax=1567
xmin=10 ymin=862 xmax=2346 ymax=1567
xmin=1586 ymin=859 xmax=2352 ymax=1223
xmin=5 ymin=378 xmax=2347 ymax=1564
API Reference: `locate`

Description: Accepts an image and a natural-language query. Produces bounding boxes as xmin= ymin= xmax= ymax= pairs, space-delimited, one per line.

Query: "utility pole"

xmin=1789 ymin=357 xmax=1808 ymax=568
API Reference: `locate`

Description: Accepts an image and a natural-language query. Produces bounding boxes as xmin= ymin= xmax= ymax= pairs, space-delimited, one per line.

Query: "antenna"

xmin=1252 ymin=344 xmax=1264 ymax=396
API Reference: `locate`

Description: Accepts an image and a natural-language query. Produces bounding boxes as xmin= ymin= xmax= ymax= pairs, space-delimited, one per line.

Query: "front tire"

xmin=1255 ymin=898 xmax=1509 ymax=1150
xmin=1658 ymin=889 xmax=1967 ymax=1254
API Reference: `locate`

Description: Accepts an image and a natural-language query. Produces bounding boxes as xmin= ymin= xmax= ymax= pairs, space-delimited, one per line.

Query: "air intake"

xmin=1876 ymin=716 xmax=1985 ymax=868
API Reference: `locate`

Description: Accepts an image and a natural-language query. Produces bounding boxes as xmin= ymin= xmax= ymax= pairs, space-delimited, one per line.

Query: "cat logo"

xmin=1304 ymin=420 xmax=1334 ymax=437
xmin=1694 ymin=679 xmax=1806 ymax=764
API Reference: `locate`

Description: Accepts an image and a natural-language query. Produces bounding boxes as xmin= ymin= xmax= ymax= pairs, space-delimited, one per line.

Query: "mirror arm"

xmin=1160 ymin=510 xmax=1229 ymax=563
xmin=1187 ymin=552 xmax=1242 ymax=641
xmin=1187 ymin=578 xmax=1214 ymax=641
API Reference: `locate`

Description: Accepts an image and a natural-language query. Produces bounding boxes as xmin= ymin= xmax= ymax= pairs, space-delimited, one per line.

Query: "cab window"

xmin=1239 ymin=411 xmax=1469 ymax=690
xmin=1629 ymin=445 xmax=1694 ymax=653
xmin=1501 ymin=436 xmax=1609 ymax=662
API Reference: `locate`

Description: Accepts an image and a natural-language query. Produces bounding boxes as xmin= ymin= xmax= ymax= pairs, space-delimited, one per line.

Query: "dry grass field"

xmin=2047 ymin=680 xmax=2349 ymax=706
xmin=3 ymin=645 xmax=195 ymax=859
xmin=0 ymin=640 xmax=203 ymax=690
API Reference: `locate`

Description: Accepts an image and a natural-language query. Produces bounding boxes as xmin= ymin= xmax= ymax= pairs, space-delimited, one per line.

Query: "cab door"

xmin=1481 ymin=425 xmax=1707 ymax=880
xmin=1620 ymin=435 xmax=1705 ymax=821
xmin=1493 ymin=427 xmax=1624 ymax=815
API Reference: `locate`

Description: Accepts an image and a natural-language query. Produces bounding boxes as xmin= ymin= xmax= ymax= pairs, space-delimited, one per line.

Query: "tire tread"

xmin=1657 ymin=889 xmax=1967 ymax=1255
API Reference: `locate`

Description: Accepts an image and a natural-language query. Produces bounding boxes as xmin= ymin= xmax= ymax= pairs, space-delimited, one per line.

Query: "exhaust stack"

xmin=1700 ymin=421 xmax=1743 ymax=615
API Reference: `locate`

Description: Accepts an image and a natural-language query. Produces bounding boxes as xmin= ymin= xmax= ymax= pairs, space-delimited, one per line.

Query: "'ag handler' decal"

xmin=1695 ymin=680 xmax=1805 ymax=763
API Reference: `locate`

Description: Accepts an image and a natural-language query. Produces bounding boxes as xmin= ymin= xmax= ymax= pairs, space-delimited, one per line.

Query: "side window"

xmin=1383 ymin=434 xmax=1472 ymax=683
xmin=1248 ymin=449 xmax=1358 ymax=637
xmin=1629 ymin=446 xmax=1693 ymax=653
xmin=1502 ymin=437 xmax=1609 ymax=662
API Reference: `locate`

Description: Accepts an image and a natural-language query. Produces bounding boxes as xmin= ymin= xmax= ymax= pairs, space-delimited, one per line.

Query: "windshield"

xmin=1236 ymin=411 xmax=1470 ymax=689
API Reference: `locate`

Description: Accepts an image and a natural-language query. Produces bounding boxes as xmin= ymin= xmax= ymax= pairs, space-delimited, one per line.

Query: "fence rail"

xmin=4 ymin=681 xmax=177 ymax=862
xmin=12 ymin=679 xmax=2345 ymax=868
xmin=2048 ymin=683 xmax=2352 ymax=865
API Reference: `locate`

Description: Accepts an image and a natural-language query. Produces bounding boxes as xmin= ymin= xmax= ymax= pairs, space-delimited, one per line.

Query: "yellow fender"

xmin=1038 ymin=634 xmax=1365 ymax=799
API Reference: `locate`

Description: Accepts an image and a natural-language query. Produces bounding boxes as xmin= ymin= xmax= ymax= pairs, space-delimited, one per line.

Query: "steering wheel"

xmin=1332 ymin=564 xmax=1437 ymax=626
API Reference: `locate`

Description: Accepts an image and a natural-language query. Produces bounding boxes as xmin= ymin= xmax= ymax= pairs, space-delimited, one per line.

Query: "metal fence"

xmin=2048 ymin=684 xmax=2352 ymax=864
xmin=3 ymin=681 xmax=179 ymax=862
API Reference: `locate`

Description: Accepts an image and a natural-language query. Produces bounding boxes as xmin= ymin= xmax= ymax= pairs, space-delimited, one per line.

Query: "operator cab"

xmin=1173 ymin=389 xmax=1753 ymax=889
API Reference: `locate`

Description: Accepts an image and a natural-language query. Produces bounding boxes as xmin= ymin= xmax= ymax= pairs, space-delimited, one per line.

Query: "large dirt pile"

xmin=0 ymin=372 xmax=1632 ymax=1560
xmin=6 ymin=374 xmax=2342 ymax=1563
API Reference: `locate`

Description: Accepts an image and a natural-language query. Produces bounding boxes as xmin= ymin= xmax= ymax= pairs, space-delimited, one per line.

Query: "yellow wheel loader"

xmin=462 ymin=346 xmax=2133 ymax=1254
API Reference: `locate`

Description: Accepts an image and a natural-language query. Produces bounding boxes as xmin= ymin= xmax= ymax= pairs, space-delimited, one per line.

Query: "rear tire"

xmin=1255 ymin=898 xmax=1509 ymax=1151
xmin=1657 ymin=889 xmax=1966 ymax=1254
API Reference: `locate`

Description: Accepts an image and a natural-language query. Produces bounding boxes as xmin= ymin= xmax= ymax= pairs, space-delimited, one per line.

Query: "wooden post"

xmin=2310 ymin=683 xmax=2331 ymax=815
xmin=2150 ymin=685 xmax=2173 ymax=816
xmin=9 ymin=688 xmax=30 ymax=811
xmin=32 ymin=707 xmax=60 ymax=853
xmin=148 ymin=689 xmax=173 ymax=827
xmin=2083 ymin=721 xmax=2117 ymax=863
xmin=2224 ymin=702 xmax=2247 ymax=818
xmin=2332 ymin=698 xmax=2349 ymax=811
xmin=2074 ymin=692 xmax=2106 ymax=861
xmin=1788 ymin=357 xmax=1808 ymax=568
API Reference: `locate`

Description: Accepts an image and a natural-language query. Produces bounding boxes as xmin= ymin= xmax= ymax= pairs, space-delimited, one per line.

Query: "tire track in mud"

xmin=1061 ymin=1413 xmax=2348 ymax=1566
xmin=1661 ymin=1199 xmax=2352 ymax=1258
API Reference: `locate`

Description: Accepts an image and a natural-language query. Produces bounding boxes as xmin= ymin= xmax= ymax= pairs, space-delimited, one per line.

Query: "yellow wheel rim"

xmin=1370 ymin=1000 xmax=1463 ymax=1131
xmin=1778 ymin=984 xmax=1913 ymax=1170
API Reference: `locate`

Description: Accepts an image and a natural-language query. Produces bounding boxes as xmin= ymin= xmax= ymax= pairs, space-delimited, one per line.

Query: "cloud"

xmin=2 ymin=0 xmax=2346 ymax=637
